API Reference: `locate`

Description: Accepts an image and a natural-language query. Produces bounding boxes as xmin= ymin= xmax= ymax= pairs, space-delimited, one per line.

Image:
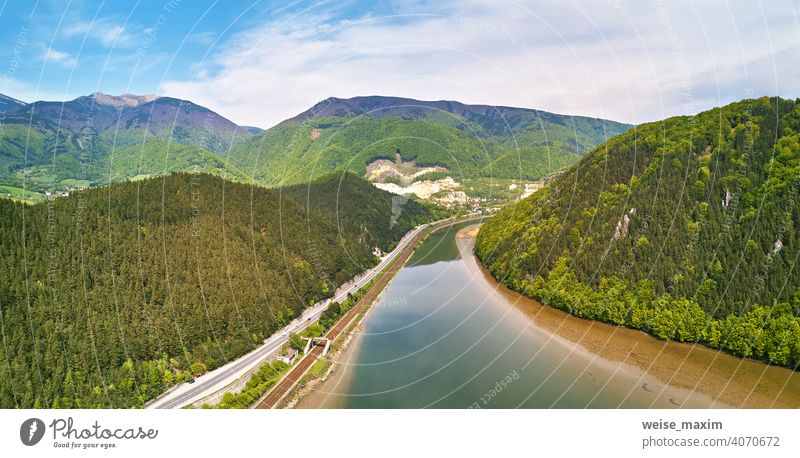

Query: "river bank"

xmin=297 ymin=224 xmax=800 ymax=408
xmin=461 ymin=226 xmax=800 ymax=408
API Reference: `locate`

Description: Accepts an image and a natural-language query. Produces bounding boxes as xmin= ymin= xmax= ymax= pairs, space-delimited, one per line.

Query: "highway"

xmin=148 ymin=222 xmax=428 ymax=409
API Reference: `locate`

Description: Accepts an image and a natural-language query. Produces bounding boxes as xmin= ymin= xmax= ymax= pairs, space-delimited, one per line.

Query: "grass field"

xmin=0 ymin=185 xmax=46 ymax=202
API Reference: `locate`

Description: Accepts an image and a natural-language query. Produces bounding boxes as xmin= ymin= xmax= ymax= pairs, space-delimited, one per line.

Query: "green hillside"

xmin=231 ymin=116 xmax=500 ymax=183
xmin=0 ymin=92 xmax=253 ymax=195
xmin=99 ymin=122 xmax=240 ymax=156
xmin=281 ymin=171 xmax=431 ymax=252
xmin=0 ymin=172 xmax=430 ymax=408
xmin=98 ymin=140 xmax=252 ymax=184
xmin=476 ymin=96 xmax=800 ymax=368
xmin=0 ymin=124 xmax=87 ymax=184
xmin=483 ymin=145 xmax=579 ymax=180
xmin=229 ymin=114 xmax=599 ymax=185
xmin=3 ymin=130 xmax=252 ymax=193
xmin=246 ymin=95 xmax=632 ymax=186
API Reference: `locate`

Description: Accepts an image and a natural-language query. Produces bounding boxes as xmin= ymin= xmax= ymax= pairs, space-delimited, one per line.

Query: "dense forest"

xmin=476 ymin=97 xmax=800 ymax=369
xmin=0 ymin=172 xmax=430 ymax=408
xmin=281 ymin=171 xmax=431 ymax=253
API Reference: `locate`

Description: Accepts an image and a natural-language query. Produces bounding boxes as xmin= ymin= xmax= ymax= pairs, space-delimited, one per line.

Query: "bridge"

xmin=303 ymin=337 xmax=331 ymax=356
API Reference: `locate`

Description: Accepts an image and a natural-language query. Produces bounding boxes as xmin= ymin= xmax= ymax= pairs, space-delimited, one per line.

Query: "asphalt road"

xmin=149 ymin=223 xmax=427 ymax=409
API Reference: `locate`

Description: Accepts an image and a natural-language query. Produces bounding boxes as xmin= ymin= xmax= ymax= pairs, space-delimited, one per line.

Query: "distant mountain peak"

xmin=0 ymin=92 xmax=27 ymax=113
xmin=89 ymin=92 xmax=160 ymax=109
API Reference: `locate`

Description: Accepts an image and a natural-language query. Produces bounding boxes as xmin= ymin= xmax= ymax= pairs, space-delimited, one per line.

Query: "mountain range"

xmin=285 ymin=95 xmax=623 ymax=150
xmin=0 ymin=92 xmax=631 ymax=199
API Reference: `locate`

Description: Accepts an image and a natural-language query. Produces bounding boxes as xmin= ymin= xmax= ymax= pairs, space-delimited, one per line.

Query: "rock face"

xmin=613 ymin=214 xmax=630 ymax=240
xmin=373 ymin=177 xmax=460 ymax=199
xmin=365 ymin=157 xmax=446 ymax=186
xmin=90 ymin=92 xmax=159 ymax=109
xmin=612 ymin=208 xmax=636 ymax=240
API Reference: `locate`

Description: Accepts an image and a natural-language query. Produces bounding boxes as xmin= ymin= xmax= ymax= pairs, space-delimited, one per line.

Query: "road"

xmin=256 ymin=216 xmax=483 ymax=408
xmin=148 ymin=222 xmax=429 ymax=409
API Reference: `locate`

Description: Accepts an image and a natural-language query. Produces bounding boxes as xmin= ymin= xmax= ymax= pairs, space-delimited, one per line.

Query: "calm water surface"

xmin=305 ymin=223 xmax=800 ymax=408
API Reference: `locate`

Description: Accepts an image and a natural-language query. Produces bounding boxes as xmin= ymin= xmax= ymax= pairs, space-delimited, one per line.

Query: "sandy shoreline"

xmin=297 ymin=225 xmax=800 ymax=408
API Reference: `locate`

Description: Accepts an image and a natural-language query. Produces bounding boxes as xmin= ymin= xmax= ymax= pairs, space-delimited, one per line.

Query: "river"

xmin=297 ymin=223 xmax=800 ymax=408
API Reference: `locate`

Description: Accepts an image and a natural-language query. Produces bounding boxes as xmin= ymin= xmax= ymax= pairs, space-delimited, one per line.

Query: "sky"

xmin=0 ymin=0 xmax=797 ymax=128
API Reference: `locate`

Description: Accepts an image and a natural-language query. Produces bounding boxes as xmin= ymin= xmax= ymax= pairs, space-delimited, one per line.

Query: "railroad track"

xmin=255 ymin=216 xmax=482 ymax=409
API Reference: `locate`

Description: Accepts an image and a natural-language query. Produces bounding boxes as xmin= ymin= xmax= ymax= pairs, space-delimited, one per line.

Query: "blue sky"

xmin=0 ymin=0 xmax=276 ymax=100
xmin=0 ymin=0 xmax=798 ymax=127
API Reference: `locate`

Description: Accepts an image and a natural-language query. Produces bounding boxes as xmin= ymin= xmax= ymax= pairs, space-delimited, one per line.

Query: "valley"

xmin=1 ymin=6 xmax=798 ymax=458
xmin=1 ymin=92 xmax=798 ymax=411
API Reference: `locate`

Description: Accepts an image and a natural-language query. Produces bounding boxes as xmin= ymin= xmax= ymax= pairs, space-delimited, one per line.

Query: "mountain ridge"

xmin=230 ymin=95 xmax=633 ymax=187
xmin=0 ymin=93 xmax=26 ymax=113
xmin=284 ymin=95 xmax=632 ymax=148
xmin=2 ymin=92 xmax=246 ymax=144
xmin=0 ymin=91 xmax=254 ymax=194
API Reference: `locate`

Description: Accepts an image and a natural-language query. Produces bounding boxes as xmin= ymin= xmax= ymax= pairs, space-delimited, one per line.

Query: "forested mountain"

xmin=0 ymin=92 xmax=252 ymax=195
xmin=281 ymin=172 xmax=431 ymax=252
xmin=228 ymin=96 xmax=632 ymax=185
xmin=476 ymin=96 xmax=800 ymax=368
xmin=229 ymin=115 xmax=504 ymax=184
xmin=0 ymin=172 xmax=430 ymax=408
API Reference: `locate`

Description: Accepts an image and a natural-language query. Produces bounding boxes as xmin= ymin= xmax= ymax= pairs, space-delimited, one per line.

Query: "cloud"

xmin=62 ymin=17 xmax=134 ymax=48
xmin=185 ymin=31 xmax=217 ymax=46
xmin=43 ymin=47 xmax=77 ymax=67
xmin=160 ymin=0 xmax=800 ymax=128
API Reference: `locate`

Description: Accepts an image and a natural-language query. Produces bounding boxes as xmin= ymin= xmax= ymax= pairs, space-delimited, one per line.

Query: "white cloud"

xmin=160 ymin=0 xmax=800 ymax=128
xmin=43 ymin=47 xmax=77 ymax=67
xmin=62 ymin=17 xmax=134 ymax=48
